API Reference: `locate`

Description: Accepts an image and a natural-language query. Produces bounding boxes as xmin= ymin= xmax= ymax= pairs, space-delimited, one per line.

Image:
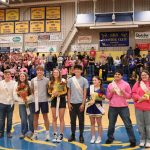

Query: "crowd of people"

xmin=0 ymin=47 xmax=149 ymax=148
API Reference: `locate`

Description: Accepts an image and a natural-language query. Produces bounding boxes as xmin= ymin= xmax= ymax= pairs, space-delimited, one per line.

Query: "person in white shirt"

xmin=0 ymin=70 xmax=16 ymax=138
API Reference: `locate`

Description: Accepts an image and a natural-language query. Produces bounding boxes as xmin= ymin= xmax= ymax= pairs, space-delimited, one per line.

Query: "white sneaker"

xmin=90 ymin=136 xmax=95 ymax=144
xmin=52 ymin=133 xmax=57 ymax=143
xmin=31 ymin=133 xmax=38 ymax=140
xmin=145 ymin=142 xmax=150 ymax=148
xmin=139 ymin=140 xmax=145 ymax=147
xmin=45 ymin=133 xmax=50 ymax=141
xmin=57 ymin=133 xmax=63 ymax=143
xmin=95 ymin=136 xmax=101 ymax=144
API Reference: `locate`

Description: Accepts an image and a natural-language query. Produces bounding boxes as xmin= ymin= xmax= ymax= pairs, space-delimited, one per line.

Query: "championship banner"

xmin=10 ymin=46 xmax=22 ymax=53
xmin=50 ymin=33 xmax=63 ymax=41
xmin=25 ymin=34 xmax=38 ymax=43
xmin=38 ymin=34 xmax=50 ymax=41
xmin=30 ymin=20 xmax=45 ymax=33
xmin=0 ymin=9 xmax=5 ymax=21
xmin=100 ymin=31 xmax=129 ymax=47
xmin=46 ymin=6 xmax=61 ymax=19
xmin=6 ymin=8 xmax=19 ymax=21
xmin=78 ymin=36 xmax=92 ymax=44
xmin=25 ymin=45 xmax=37 ymax=52
xmin=31 ymin=7 xmax=45 ymax=20
xmin=46 ymin=20 xmax=61 ymax=32
xmin=0 ymin=22 xmax=14 ymax=34
xmin=15 ymin=21 xmax=29 ymax=33
xmin=37 ymin=45 xmax=57 ymax=52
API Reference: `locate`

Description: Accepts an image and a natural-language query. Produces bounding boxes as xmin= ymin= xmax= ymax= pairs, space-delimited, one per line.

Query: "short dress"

xmin=86 ymin=88 xmax=105 ymax=117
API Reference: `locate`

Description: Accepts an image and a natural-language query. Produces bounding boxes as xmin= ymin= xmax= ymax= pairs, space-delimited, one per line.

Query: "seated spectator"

xmin=129 ymin=71 xmax=138 ymax=88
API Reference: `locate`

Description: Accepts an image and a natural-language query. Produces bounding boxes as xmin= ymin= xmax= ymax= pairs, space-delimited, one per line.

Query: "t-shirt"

xmin=67 ymin=76 xmax=89 ymax=104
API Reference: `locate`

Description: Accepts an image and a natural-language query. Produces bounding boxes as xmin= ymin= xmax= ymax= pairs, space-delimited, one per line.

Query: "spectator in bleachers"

xmin=100 ymin=50 xmax=107 ymax=63
xmin=129 ymin=70 xmax=138 ymax=88
xmin=121 ymin=54 xmax=128 ymax=75
xmin=57 ymin=52 xmax=64 ymax=69
xmin=114 ymin=56 xmax=121 ymax=70
xmin=134 ymin=45 xmax=141 ymax=57
xmin=107 ymin=54 xmax=114 ymax=73
xmin=127 ymin=47 xmax=134 ymax=57
xmin=89 ymin=47 xmax=96 ymax=58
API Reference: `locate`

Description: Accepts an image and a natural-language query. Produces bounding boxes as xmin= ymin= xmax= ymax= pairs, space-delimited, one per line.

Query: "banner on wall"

xmin=100 ymin=31 xmax=129 ymax=47
xmin=15 ymin=21 xmax=29 ymax=33
xmin=0 ymin=35 xmax=23 ymax=43
xmin=10 ymin=46 xmax=22 ymax=53
xmin=0 ymin=22 xmax=14 ymax=34
xmin=38 ymin=34 xmax=50 ymax=41
xmin=0 ymin=47 xmax=10 ymax=53
xmin=31 ymin=7 xmax=45 ymax=20
xmin=46 ymin=6 xmax=61 ymax=19
xmin=136 ymin=43 xmax=150 ymax=50
xmin=0 ymin=9 xmax=5 ymax=21
xmin=135 ymin=32 xmax=150 ymax=39
xmin=25 ymin=45 xmax=37 ymax=52
xmin=78 ymin=36 xmax=92 ymax=44
xmin=30 ymin=21 xmax=44 ymax=33
xmin=6 ymin=9 xmax=19 ymax=21
xmin=37 ymin=45 xmax=57 ymax=52
xmin=71 ymin=44 xmax=98 ymax=52
xmin=25 ymin=34 xmax=38 ymax=43
xmin=50 ymin=33 xmax=63 ymax=41
xmin=46 ymin=20 xmax=61 ymax=32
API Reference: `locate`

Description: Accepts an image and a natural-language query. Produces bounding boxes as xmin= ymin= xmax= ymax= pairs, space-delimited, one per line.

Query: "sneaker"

xmin=90 ymin=136 xmax=95 ymax=144
xmin=145 ymin=142 xmax=150 ymax=148
xmin=95 ymin=136 xmax=101 ymax=144
xmin=105 ymin=139 xmax=113 ymax=144
xmin=57 ymin=133 xmax=63 ymax=143
xmin=130 ymin=141 xmax=136 ymax=147
xmin=31 ymin=133 xmax=38 ymax=140
xmin=68 ymin=134 xmax=76 ymax=142
xmin=19 ymin=134 xmax=25 ymax=139
xmin=7 ymin=133 xmax=12 ymax=138
xmin=79 ymin=135 xmax=84 ymax=143
xmin=139 ymin=140 xmax=145 ymax=147
xmin=27 ymin=133 xmax=33 ymax=139
xmin=52 ymin=133 xmax=57 ymax=143
xmin=45 ymin=133 xmax=50 ymax=141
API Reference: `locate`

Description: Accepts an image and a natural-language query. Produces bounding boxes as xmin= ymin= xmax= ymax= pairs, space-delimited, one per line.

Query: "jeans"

xmin=19 ymin=103 xmax=34 ymax=135
xmin=69 ymin=103 xmax=84 ymax=135
xmin=107 ymin=107 xmax=136 ymax=143
xmin=0 ymin=103 xmax=14 ymax=134
xmin=135 ymin=109 xmax=150 ymax=142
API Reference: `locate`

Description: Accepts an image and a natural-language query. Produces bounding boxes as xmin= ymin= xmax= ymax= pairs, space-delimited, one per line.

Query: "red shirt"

xmin=90 ymin=49 xmax=96 ymax=57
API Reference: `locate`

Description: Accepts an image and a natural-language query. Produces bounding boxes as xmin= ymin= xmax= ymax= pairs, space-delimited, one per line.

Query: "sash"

xmin=72 ymin=76 xmax=83 ymax=95
xmin=34 ymin=77 xmax=39 ymax=112
xmin=112 ymin=80 xmax=122 ymax=96
xmin=140 ymin=81 xmax=149 ymax=93
xmin=95 ymin=104 xmax=105 ymax=115
xmin=2 ymin=80 xmax=13 ymax=106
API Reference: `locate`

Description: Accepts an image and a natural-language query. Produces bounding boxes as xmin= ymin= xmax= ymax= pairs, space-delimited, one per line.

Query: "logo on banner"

xmin=135 ymin=32 xmax=150 ymax=39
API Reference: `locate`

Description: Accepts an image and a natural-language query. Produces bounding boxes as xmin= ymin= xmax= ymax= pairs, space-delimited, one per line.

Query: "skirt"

xmin=86 ymin=102 xmax=105 ymax=117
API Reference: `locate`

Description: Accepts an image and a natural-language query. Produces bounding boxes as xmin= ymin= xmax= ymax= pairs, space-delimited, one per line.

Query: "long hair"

xmin=18 ymin=72 xmax=31 ymax=95
xmin=49 ymin=68 xmax=62 ymax=91
xmin=138 ymin=69 xmax=150 ymax=85
xmin=93 ymin=76 xmax=105 ymax=93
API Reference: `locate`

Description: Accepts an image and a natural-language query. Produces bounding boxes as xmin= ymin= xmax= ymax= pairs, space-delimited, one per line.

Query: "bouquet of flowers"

xmin=87 ymin=92 xmax=105 ymax=107
xmin=16 ymin=83 xmax=30 ymax=115
xmin=143 ymin=91 xmax=150 ymax=100
xmin=49 ymin=79 xmax=66 ymax=101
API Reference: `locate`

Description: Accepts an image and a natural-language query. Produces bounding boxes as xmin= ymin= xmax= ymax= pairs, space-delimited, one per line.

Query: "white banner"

xmin=25 ymin=45 xmax=37 ymax=52
xmin=135 ymin=32 xmax=150 ymax=39
xmin=78 ymin=36 xmax=92 ymax=44
xmin=37 ymin=45 xmax=57 ymax=52
xmin=0 ymin=35 xmax=23 ymax=43
xmin=71 ymin=44 xmax=98 ymax=52
xmin=50 ymin=33 xmax=63 ymax=41
xmin=10 ymin=46 xmax=22 ymax=53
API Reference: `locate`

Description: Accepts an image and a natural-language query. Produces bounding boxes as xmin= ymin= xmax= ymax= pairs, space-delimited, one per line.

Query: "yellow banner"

xmin=46 ymin=20 xmax=61 ymax=32
xmin=30 ymin=20 xmax=44 ymax=33
xmin=0 ymin=22 xmax=14 ymax=34
xmin=15 ymin=21 xmax=29 ymax=33
xmin=31 ymin=7 xmax=45 ymax=20
xmin=0 ymin=10 xmax=5 ymax=21
xmin=6 ymin=9 xmax=19 ymax=21
xmin=46 ymin=7 xmax=61 ymax=19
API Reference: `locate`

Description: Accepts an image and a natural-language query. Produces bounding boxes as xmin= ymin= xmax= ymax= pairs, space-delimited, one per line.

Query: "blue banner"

xmin=100 ymin=31 xmax=129 ymax=47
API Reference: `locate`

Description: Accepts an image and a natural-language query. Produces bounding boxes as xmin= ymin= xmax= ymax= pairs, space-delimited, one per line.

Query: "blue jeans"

xmin=19 ymin=103 xmax=34 ymax=135
xmin=107 ymin=107 xmax=136 ymax=143
xmin=0 ymin=103 xmax=14 ymax=134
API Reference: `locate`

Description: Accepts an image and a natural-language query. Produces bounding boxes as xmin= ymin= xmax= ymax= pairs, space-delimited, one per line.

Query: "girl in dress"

xmin=48 ymin=68 xmax=67 ymax=143
xmin=86 ymin=76 xmax=105 ymax=144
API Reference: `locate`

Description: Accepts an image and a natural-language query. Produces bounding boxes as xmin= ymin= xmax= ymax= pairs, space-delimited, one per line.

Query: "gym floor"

xmin=0 ymin=102 xmax=143 ymax=150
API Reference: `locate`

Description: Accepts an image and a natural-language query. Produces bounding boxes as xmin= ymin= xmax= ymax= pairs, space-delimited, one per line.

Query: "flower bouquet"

xmin=16 ymin=83 xmax=30 ymax=115
xmin=143 ymin=91 xmax=150 ymax=100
